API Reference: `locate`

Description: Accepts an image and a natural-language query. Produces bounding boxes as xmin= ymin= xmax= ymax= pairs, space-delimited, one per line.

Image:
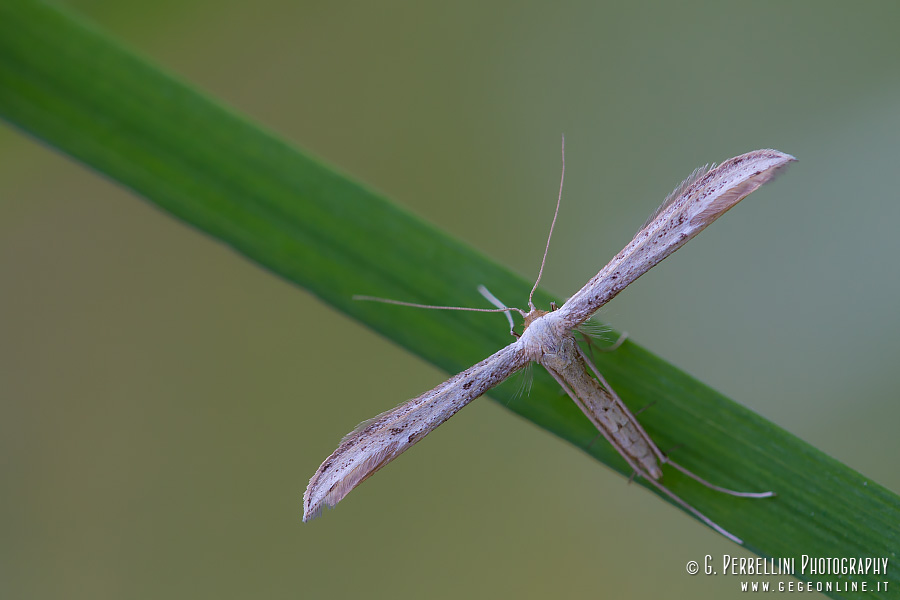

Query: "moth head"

xmin=522 ymin=308 xmax=549 ymax=331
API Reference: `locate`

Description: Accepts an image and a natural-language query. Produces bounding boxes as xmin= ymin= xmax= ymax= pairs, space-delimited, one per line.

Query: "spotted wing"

xmin=557 ymin=149 xmax=795 ymax=327
xmin=303 ymin=342 xmax=527 ymax=521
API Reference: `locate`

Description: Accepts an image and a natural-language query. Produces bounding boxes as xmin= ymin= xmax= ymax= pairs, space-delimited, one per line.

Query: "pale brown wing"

xmin=557 ymin=149 xmax=796 ymax=327
xmin=303 ymin=342 xmax=528 ymax=521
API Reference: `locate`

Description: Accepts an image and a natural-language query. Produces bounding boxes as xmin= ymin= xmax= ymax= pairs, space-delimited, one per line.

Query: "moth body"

xmin=303 ymin=148 xmax=796 ymax=543
xmin=521 ymin=308 xmax=664 ymax=479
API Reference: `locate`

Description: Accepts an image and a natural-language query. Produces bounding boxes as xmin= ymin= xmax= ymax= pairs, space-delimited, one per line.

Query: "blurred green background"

xmin=2 ymin=1 xmax=898 ymax=598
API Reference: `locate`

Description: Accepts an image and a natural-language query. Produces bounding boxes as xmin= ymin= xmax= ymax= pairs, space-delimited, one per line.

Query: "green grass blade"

xmin=0 ymin=1 xmax=896 ymax=596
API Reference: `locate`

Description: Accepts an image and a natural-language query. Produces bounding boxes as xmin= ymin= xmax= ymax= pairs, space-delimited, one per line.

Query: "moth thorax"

xmin=519 ymin=308 xmax=568 ymax=362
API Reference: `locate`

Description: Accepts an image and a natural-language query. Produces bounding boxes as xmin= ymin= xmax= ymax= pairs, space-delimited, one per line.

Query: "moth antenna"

xmin=477 ymin=285 xmax=519 ymax=337
xmin=528 ymin=134 xmax=565 ymax=312
xmin=353 ymin=295 xmax=526 ymax=318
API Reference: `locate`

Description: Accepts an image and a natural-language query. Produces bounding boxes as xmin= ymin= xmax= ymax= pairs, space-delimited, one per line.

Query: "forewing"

xmin=557 ymin=149 xmax=795 ymax=327
xmin=303 ymin=342 xmax=527 ymax=521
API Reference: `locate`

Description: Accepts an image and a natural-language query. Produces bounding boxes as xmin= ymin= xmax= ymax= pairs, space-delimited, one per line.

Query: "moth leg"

xmin=664 ymin=458 xmax=775 ymax=499
xmin=545 ymin=366 xmax=747 ymax=545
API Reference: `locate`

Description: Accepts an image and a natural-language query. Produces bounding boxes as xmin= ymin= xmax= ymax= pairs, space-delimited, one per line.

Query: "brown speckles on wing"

xmin=302 ymin=342 xmax=528 ymax=521
xmin=557 ymin=149 xmax=795 ymax=327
